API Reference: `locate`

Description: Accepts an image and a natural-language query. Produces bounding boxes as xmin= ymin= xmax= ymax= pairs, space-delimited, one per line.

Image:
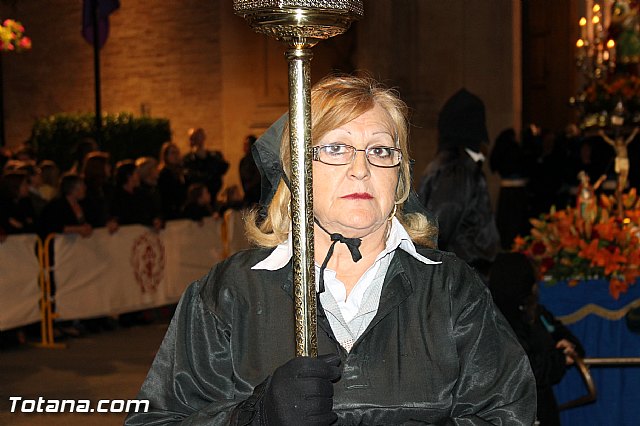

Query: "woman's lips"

xmin=341 ymin=192 xmax=373 ymax=200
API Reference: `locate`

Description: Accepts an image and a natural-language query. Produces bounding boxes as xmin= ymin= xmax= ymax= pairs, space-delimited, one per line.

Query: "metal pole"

xmin=92 ymin=0 xmax=102 ymax=146
xmin=583 ymin=357 xmax=640 ymax=366
xmin=233 ymin=1 xmax=363 ymax=357
xmin=287 ymin=47 xmax=316 ymax=356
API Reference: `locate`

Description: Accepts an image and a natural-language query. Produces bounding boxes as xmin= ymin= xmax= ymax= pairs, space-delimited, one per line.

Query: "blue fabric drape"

xmin=539 ymin=278 xmax=640 ymax=426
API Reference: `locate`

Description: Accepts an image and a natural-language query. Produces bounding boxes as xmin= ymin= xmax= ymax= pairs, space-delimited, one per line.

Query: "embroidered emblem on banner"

xmin=131 ymin=232 xmax=165 ymax=293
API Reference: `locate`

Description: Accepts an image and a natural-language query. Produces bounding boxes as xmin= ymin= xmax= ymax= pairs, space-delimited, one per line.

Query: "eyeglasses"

xmin=312 ymin=144 xmax=402 ymax=168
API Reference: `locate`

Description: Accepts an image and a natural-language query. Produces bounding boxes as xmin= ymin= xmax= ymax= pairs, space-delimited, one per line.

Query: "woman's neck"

xmin=314 ymin=222 xmax=388 ymax=295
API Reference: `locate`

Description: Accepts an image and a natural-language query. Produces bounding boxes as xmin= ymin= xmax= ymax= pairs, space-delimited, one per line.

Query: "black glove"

xmin=260 ymin=353 xmax=342 ymax=426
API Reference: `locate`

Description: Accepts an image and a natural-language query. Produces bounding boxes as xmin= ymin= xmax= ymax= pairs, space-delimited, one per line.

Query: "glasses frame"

xmin=312 ymin=144 xmax=402 ymax=168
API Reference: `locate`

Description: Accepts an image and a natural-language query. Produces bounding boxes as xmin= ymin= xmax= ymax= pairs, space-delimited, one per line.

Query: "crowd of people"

xmin=0 ymin=128 xmax=262 ymax=243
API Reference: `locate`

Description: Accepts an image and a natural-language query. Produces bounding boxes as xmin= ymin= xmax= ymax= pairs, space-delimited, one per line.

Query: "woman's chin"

xmin=332 ymin=213 xmax=383 ymax=235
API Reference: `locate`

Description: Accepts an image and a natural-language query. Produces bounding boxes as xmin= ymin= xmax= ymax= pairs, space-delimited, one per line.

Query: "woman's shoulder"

xmin=400 ymin=246 xmax=488 ymax=294
xmin=198 ymin=247 xmax=285 ymax=292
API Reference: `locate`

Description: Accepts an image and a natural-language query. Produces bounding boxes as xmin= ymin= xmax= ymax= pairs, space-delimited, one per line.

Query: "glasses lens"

xmin=367 ymin=147 xmax=402 ymax=167
xmin=317 ymin=145 xmax=354 ymax=165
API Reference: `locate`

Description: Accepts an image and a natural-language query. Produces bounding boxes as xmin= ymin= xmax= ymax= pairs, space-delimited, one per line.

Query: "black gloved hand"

xmin=260 ymin=353 xmax=342 ymax=426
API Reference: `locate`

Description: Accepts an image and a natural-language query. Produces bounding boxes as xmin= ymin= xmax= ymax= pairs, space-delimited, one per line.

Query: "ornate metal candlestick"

xmin=233 ymin=1 xmax=363 ymax=357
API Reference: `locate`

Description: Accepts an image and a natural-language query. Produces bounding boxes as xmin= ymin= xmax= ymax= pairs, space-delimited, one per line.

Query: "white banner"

xmin=0 ymin=234 xmax=41 ymax=330
xmin=163 ymin=218 xmax=225 ymax=300
xmin=54 ymin=219 xmax=226 ymax=320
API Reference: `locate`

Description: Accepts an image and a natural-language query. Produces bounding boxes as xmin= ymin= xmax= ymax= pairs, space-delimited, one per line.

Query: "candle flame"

xmin=577 ymin=39 xmax=585 ymax=48
xmin=580 ymin=17 xmax=587 ymax=26
xmin=607 ymin=39 xmax=615 ymax=48
xmin=593 ymin=16 xmax=600 ymax=25
xmin=593 ymin=4 xmax=601 ymax=13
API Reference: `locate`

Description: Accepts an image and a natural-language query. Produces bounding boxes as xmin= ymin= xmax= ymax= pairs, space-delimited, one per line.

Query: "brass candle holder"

xmin=233 ymin=0 xmax=363 ymax=357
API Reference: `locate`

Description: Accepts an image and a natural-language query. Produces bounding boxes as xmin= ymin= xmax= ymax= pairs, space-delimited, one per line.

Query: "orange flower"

xmin=609 ymin=278 xmax=629 ymax=300
xmin=512 ymin=235 xmax=527 ymax=251
xmin=594 ymin=221 xmax=617 ymax=241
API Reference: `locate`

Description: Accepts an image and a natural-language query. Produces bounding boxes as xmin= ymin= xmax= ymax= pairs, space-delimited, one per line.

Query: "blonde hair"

xmin=245 ymin=74 xmax=437 ymax=248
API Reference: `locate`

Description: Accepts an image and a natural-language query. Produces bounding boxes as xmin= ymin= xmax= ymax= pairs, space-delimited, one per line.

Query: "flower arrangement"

xmin=513 ymin=188 xmax=640 ymax=300
xmin=0 ymin=19 xmax=31 ymax=52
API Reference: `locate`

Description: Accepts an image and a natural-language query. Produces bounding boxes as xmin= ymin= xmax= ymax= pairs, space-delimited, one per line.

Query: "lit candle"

xmin=577 ymin=39 xmax=586 ymax=60
xmin=608 ymin=39 xmax=616 ymax=63
xmin=580 ymin=16 xmax=587 ymax=40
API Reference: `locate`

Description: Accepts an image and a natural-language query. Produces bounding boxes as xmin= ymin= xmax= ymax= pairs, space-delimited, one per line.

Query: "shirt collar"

xmin=465 ymin=147 xmax=485 ymax=163
xmin=252 ymin=217 xmax=440 ymax=271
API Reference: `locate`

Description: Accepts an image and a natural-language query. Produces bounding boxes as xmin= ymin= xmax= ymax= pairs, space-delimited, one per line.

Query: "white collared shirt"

xmin=252 ymin=217 xmax=440 ymax=350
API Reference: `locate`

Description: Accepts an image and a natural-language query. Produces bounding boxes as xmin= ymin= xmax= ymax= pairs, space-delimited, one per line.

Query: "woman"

xmin=127 ymin=75 xmax=535 ymax=425
xmin=489 ymin=252 xmax=584 ymax=426
xmin=81 ymin=151 xmax=116 ymax=231
xmin=40 ymin=173 xmax=92 ymax=238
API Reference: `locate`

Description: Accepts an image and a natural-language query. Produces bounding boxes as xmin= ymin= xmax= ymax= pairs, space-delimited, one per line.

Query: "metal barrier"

xmin=559 ymin=355 xmax=640 ymax=410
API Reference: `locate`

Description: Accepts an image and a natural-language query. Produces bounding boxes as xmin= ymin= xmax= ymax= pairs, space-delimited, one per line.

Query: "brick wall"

xmin=0 ymin=0 xmax=228 ymax=177
xmin=0 ymin=0 xmax=520 ymax=198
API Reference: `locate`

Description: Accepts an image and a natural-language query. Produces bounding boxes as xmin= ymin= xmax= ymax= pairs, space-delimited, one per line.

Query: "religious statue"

xmin=576 ymin=171 xmax=606 ymax=238
xmin=598 ymin=127 xmax=638 ymax=200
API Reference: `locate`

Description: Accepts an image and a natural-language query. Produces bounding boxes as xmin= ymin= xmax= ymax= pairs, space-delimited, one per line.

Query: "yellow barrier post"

xmin=32 ymin=233 xmax=65 ymax=349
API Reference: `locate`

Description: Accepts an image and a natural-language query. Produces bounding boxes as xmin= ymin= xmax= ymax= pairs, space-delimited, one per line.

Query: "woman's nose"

xmin=348 ymin=150 xmax=371 ymax=179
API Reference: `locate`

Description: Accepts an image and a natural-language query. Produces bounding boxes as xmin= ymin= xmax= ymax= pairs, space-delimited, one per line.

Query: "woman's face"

xmin=312 ymin=104 xmax=399 ymax=238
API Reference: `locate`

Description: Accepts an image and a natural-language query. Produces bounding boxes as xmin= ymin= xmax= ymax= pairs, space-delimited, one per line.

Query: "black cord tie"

xmin=314 ymin=218 xmax=362 ymax=294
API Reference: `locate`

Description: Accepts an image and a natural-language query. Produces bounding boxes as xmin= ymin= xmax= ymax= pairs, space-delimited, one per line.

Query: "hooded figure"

xmin=418 ymin=88 xmax=500 ymax=276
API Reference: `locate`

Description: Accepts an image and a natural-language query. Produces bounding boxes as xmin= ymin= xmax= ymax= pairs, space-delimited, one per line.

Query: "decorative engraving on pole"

xmin=233 ymin=0 xmax=363 ymax=357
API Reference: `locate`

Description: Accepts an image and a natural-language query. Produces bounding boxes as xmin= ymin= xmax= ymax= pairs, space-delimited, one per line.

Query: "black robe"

xmin=511 ymin=306 xmax=585 ymax=426
xmin=418 ymin=149 xmax=500 ymax=271
xmin=126 ymin=247 xmax=536 ymax=425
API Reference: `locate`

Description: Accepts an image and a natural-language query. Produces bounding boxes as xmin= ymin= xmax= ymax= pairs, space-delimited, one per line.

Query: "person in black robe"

xmin=126 ymin=75 xmax=536 ymax=425
xmin=418 ymin=88 xmax=500 ymax=277
xmin=490 ymin=128 xmax=531 ymax=249
xmin=489 ymin=252 xmax=585 ymax=426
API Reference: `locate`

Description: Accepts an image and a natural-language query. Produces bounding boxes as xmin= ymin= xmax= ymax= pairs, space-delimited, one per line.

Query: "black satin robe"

xmin=126 ymin=247 xmax=536 ymax=425
xmin=418 ymin=149 xmax=500 ymax=269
